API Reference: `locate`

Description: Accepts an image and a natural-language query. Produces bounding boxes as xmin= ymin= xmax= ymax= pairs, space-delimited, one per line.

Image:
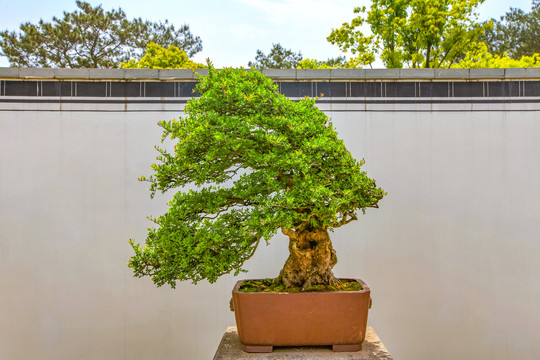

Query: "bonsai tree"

xmin=129 ymin=65 xmax=385 ymax=290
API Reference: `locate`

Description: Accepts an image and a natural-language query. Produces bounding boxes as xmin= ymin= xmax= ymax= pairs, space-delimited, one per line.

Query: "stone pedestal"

xmin=213 ymin=326 xmax=392 ymax=359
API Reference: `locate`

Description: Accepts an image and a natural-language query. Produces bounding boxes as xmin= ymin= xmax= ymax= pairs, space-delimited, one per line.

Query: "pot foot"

xmin=332 ymin=344 xmax=362 ymax=352
xmin=242 ymin=344 xmax=273 ymax=353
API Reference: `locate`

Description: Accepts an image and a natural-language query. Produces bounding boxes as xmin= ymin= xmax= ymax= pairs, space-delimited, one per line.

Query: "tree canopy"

xmin=480 ymin=0 xmax=540 ymax=59
xmin=453 ymin=42 xmax=540 ymax=68
xmin=248 ymin=43 xmax=303 ymax=69
xmin=128 ymin=65 xmax=384 ymax=288
xmin=297 ymin=56 xmax=347 ymax=69
xmin=327 ymin=0 xmax=489 ymax=68
xmin=0 ymin=1 xmax=202 ymax=68
xmin=121 ymin=42 xmax=206 ymax=69
xmin=248 ymin=42 xmax=346 ymax=69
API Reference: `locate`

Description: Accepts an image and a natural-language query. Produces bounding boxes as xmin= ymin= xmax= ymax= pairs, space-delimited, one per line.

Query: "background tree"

xmin=129 ymin=65 xmax=385 ymax=289
xmin=452 ymin=42 xmax=540 ymax=68
xmin=480 ymin=0 xmax=540 ymax=59
xmin=121 ymin=42 xmax=205 ymax=69
xmin=0 ymin=1 xmax=202 ymax=68
xmin=248 ymin=43 xmax=303 ymax=69
xmin=134 ymin=19 xmax=202 ymax=58
xmin=297 ymin=56 xmax=347 ymax=69
xmin=327 ymin=0 xmax=489 ymax=68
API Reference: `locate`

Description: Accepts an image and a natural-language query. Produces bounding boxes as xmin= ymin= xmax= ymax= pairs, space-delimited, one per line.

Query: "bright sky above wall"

xmin=0 ymin=0 xmax=535 ymax=68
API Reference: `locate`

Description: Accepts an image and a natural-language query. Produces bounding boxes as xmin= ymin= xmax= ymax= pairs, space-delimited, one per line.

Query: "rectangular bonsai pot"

xmin=231 ymin=278 xmax=371 ymax=352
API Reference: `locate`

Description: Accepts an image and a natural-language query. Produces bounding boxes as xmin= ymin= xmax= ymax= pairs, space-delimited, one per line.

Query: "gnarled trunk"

xmin=276 ymin=228 xmax=338 ymax=290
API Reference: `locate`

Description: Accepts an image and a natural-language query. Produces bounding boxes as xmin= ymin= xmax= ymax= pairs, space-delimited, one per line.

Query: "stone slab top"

xmin=213 ymin=326 xmax=393 ymax=360
xmin=1 ymin=67 xmax=539 ymax=81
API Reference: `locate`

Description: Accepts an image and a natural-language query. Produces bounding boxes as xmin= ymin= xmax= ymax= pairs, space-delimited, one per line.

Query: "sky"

xmin=0 ymin=0 xmax=535 ymax=68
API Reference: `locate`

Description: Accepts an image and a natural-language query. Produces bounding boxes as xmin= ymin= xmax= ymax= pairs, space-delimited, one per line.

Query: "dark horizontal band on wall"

xmin=0 ymin=98 xmax=189 ymax=105
xmin=2 ymin=80 xmax=540 ymax=98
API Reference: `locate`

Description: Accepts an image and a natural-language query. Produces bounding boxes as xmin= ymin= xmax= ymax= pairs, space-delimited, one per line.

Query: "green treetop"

xmin=297 ymin=56 xmax=348 ymax=69
xmin=248 ymin=43 xmax=303 ymax=69
xmin=453 ymin=42 xmax=540 ymax=68
xmin=480 ymin=0 xmax=540 ymax=59
xmin=129 ymin=65 xmax=385 ymax=290
xmin=121 ymin=42 xmax=206 ymax=69
xmin=0 ymin=1 xmax=202 ymax=68
xmin=327 ymin=0 xmax=490 ymax=68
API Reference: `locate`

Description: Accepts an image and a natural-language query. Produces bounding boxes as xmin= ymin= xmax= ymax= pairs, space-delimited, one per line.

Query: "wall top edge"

xmin=1 ymin=67 xmax=540 ymax=81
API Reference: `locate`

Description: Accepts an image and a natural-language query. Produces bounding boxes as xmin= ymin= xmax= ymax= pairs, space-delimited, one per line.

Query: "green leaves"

xmin=129 ymin=65 xmax=385 ymax=287
xmin=480 ymin=0 xmax=540 ymax=59
xmin=296 ymin=56 xmax=347 ymax=69
xmin=327 ymin=0 xmax=489 ymax=68
xmin=452 ymin=42 xmax=540 ymax=68
xmin=248 ymin=43 xmax=303 ymax=69
xmin=120 ymin=42 xmax=206 ymax=69
xmin=0 ymin=1 xmax=202 ymax=68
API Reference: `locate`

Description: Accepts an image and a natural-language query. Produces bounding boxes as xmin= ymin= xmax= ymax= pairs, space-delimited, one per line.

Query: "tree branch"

xmin=281 ymin=228 xmax=297 ymax=239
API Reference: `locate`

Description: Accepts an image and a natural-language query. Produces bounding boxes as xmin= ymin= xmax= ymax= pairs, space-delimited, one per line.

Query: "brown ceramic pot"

xmin=231 ymin=278 xmax=371 ymax=353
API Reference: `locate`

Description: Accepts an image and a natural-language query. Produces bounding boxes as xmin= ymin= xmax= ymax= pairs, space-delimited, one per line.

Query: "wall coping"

xmin=1 ymin=67 xmax=540 ymax=81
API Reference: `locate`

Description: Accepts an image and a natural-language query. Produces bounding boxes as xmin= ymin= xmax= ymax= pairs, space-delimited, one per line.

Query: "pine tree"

xmin=0 ymin=1 xmax=202 ymax=68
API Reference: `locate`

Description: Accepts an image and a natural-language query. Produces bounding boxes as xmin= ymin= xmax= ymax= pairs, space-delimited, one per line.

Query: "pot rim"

xmin=232 ymin=278 xmax=370 ymax=294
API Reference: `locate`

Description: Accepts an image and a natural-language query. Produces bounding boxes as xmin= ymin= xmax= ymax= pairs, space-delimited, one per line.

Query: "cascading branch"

xmin=129 ymin=64 xmax=385 ymax=289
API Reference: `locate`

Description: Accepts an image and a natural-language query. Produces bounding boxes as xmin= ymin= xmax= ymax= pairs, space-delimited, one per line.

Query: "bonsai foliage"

xmin=129 ymin=65 xmax=384 ymax=289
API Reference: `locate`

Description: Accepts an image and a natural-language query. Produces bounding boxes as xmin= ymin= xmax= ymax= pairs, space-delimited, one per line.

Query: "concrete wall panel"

xmin=1 ymin=102 xmax=540 ymax=359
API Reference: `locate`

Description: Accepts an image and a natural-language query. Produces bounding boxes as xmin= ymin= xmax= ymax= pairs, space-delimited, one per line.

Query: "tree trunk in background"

xmin=276 ymin=228 xmax=338 ymax=289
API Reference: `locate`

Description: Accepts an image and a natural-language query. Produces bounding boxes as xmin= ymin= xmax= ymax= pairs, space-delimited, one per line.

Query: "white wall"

xmin=1 ymin=100 xmax=539 ymax=359
xmin=329 ymin=108 xmax=540 ymax=359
